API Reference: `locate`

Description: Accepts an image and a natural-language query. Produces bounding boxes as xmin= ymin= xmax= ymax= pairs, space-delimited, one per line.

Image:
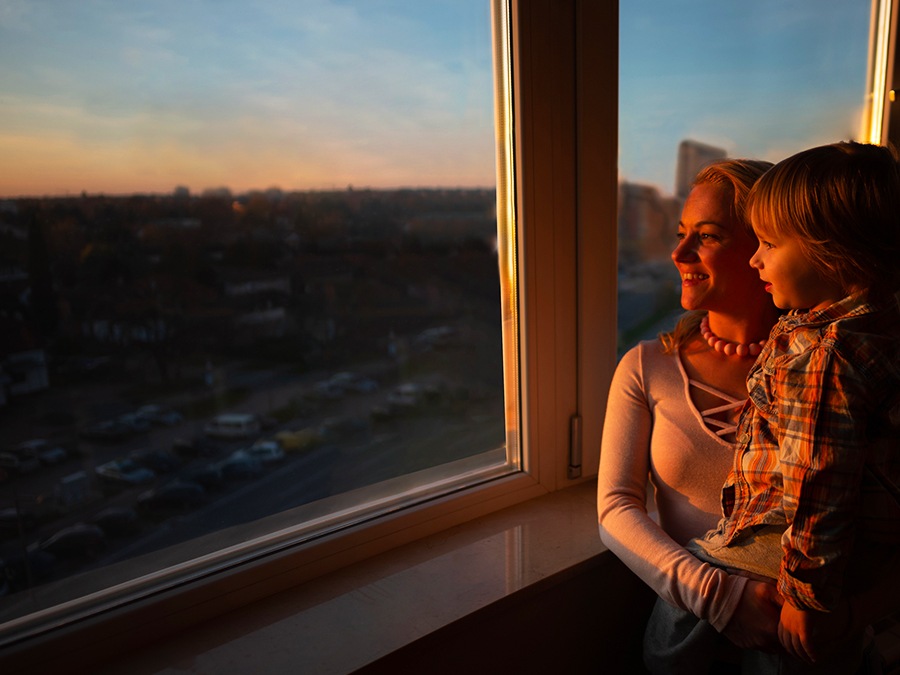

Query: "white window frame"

xmin=0 ymin=0 xmax=617 ymax=667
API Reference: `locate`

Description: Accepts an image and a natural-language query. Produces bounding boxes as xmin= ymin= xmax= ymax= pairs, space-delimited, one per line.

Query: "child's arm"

xmin=776 ymin=347 xmax=872 ymax=611
xmin=780 ymin=547 xmax=900 ymax=662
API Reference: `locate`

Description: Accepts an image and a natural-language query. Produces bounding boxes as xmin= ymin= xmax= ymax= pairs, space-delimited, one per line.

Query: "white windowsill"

xmin=94 ymin=479 xmax=604 ymax=674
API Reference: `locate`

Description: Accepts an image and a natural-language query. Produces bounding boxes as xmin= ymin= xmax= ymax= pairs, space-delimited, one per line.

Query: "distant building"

xmin=675 ymin=139 xmax=727 ymax=198
xmin=617 ymin=182 xmax=682 ymax=265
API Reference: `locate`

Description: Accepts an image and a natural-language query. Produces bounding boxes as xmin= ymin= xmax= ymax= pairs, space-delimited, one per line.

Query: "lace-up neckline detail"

xmin=688 ymin=378 xmax=745 ymax=439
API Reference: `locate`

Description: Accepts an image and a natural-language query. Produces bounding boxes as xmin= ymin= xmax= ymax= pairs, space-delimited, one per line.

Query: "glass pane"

xmin=617 ymin=0 xmax=874 ymax=354
xmin=0 ymin=0 xmax=515 ymax=633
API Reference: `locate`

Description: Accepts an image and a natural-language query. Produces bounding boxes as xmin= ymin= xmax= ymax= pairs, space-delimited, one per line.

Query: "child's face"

xmin=749 ymin=229 xmax=845 ymax=311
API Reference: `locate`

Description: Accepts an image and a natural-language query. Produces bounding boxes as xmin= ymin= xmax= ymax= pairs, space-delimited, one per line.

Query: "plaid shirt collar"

xmin=773 ymin=291 xmax=875 ymax=336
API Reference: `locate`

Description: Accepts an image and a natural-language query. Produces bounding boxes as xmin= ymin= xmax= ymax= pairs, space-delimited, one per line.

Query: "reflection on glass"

xmin=617 ymin=0 xmax=873 ymax=355
xmin=0 ymin=1 xmax=511 ymax=632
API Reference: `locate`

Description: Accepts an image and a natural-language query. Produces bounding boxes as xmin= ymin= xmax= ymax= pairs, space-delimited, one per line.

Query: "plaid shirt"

xmin=720 ymin=291 xmax=900 ymax=611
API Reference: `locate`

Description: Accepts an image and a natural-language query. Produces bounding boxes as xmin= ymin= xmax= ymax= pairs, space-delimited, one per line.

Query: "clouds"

xmin=0 ymin=0 xmax=494 ymax=196
xmin=0 ymin=0 xmax=877 ymax=197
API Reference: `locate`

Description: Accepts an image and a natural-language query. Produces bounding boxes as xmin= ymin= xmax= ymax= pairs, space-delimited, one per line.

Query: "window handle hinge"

xmin=568 ymin=413 xmax=582 ymax=479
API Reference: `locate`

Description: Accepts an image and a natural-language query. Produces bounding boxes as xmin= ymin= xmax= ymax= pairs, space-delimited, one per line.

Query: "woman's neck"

xmin=705 ymin=307 xmax=778 ymax=346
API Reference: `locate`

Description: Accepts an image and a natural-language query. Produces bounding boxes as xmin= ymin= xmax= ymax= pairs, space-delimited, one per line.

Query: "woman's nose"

xmin=672 ymin=235 xmax=698 ymax=262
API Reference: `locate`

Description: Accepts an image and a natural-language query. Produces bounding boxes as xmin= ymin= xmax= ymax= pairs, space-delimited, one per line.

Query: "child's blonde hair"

xmin=660 ymin=158 xmax=773 ymax=354
xmin=747 ymin=141 xmax=900 ymax=301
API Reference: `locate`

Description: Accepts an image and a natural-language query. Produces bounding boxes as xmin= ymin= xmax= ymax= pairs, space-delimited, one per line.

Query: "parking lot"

xmin=0 ymin=350 xmax=505 ymax=619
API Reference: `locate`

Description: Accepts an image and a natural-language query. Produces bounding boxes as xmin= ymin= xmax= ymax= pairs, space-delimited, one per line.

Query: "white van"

xmin=203 ymin=413 xmax=261 ymax=439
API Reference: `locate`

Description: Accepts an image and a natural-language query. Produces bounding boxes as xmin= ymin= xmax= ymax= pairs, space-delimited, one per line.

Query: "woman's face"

xmin=671 ymin=182 xmax=768 ymax=314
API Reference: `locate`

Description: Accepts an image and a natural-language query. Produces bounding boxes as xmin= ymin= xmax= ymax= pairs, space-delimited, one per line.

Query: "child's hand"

xmin=778 ymin=601 xmax=851 ymax=664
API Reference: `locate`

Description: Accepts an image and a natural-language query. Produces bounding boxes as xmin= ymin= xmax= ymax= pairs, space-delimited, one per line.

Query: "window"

xmin=1 ymin=0 xmax=553 ymax=644
xmin=616 ymin=0 xmax=886 ymax=355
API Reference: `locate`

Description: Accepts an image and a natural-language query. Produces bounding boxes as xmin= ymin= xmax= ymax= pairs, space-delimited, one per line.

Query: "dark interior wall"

xmin=356 ymin=553 xmax=656 ymax=675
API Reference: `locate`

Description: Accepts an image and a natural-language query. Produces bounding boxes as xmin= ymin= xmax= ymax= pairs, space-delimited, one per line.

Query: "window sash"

xmin=0 ymin=0 xmax=614 ymax=666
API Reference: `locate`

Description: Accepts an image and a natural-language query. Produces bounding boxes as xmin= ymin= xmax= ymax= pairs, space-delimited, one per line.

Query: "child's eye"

xmin=761 ymin=240 xmax=774 ymax=249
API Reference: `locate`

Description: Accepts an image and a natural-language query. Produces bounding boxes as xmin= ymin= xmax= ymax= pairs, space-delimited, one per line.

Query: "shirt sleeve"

xmin=775 ymin=345 xmax=870 ymax=611
xmin=597 ymin=345 xmax=747 ymax=631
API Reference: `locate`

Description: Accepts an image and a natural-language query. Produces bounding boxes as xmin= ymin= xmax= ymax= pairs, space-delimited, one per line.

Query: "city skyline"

xmin=0 ymin=1 xmax=876 ymax=198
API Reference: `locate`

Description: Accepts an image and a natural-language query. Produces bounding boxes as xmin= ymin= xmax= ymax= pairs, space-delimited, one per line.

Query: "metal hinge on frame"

xmin=568 ymin=413 xmax=582 ymax=479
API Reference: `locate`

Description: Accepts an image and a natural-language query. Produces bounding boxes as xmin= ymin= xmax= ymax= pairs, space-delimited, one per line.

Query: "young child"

xmin=644 ymin=141 xmax=900 ymax=675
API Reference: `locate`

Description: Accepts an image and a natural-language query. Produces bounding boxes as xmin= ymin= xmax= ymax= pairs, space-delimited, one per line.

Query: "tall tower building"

xmin=675 ymin=139 xmax=727 ymax=198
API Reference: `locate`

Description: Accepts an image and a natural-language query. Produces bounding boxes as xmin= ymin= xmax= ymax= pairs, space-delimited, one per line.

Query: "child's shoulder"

xmin=768 ymin=296 xmax=898 ymax=373
xmin=821 ymin=295 xmax=900 ymax=377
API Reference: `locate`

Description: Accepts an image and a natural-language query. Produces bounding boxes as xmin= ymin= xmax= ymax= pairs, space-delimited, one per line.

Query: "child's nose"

xmin=749 ymin=248 xmax=762 ymax=268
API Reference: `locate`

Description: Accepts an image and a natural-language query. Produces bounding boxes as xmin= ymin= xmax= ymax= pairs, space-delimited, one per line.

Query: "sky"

xmin=0 ymin=0 xmax=495 ymax=197
xmin=620 ymin=0 xmax=873 ymax=193
xmin=0 ymin=0 xmax=876 ymax=198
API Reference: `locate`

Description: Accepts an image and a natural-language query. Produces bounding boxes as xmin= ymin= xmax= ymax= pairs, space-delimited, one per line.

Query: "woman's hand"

xmin=722 ymin=580 xmax=783 ymax=652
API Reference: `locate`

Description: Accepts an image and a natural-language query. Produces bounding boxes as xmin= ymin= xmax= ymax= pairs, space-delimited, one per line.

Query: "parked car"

xmin=95 ymin=458 xmax=156 ymax=488
xmin=183 ymin=463 xmax=225 ymax=490
xmin=310 ymin=380 xmax=345 ymax=401
xmin=91 ymin=506 xmax=142 ymax=537
xmin=79 ymin=419 xmax=132 ymax=443
xmin=136 ymin=404 xmax=184 ymax=426
xmin=217 ymin=450 xmax=263 ymax=480
xmin=247 ymin=440 xmax=285 ymax=464
xmin=172 ymin=436 xmax=219 ymax=458
xmin=2 ymin=549 xmax=56 ymax=591
xmin=273 ymin=428 xmax=323 ymax=453
xmin=39 ymin=523 xmax=106 ymax=560
xmin=137 ymin=481 xmax=207 ymax=517
xmin=412 ymin=325 xmax=460 ymax=352
xmin=130 ymin=448 xmax=182 ymax=474
xmin=203 ymin=413 xmax=260 ymax=440
xmin=387 ymin=382 xmax=426 ymax=410
xmin=328 ymin=371 xmax=379 ymax=393
xmin=117 ymin=412 xmax=152 ymax=434
xmin=15 ymin=439 xmax=67 ymax=466
xmin=320 ymin=415 xmax=369 ymax=440
xmin=0 ymin=507 xmax=38 ymax=539
xmin=0 ymin=451 xmax=40 ymax=476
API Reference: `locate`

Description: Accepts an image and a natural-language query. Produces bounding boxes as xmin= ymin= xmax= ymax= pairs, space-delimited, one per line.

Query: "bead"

xmin=699 ymin=315 xmax=765 ymax=358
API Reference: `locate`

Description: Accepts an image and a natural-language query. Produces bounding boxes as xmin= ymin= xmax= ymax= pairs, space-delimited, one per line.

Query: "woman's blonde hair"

xmin=660 ymin=158 xmax=773 ymax=354
xmin=746 ymin=141 xmax=900 ymax=301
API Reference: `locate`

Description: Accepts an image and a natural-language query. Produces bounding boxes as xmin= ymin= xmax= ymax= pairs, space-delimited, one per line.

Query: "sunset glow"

xmin=0 ymin=0 xmax=873 ymax=198
xmin=0 ymin=0 xmax=495 ymax=197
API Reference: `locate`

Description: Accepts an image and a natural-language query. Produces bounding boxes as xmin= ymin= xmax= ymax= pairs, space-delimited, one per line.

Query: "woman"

xmin=597 ymin=158 xmax=784 ymax=660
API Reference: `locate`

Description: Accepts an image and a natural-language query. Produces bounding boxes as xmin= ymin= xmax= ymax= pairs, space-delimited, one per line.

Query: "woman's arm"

xmin=596 ymin=345 xmax=747 ymax=632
